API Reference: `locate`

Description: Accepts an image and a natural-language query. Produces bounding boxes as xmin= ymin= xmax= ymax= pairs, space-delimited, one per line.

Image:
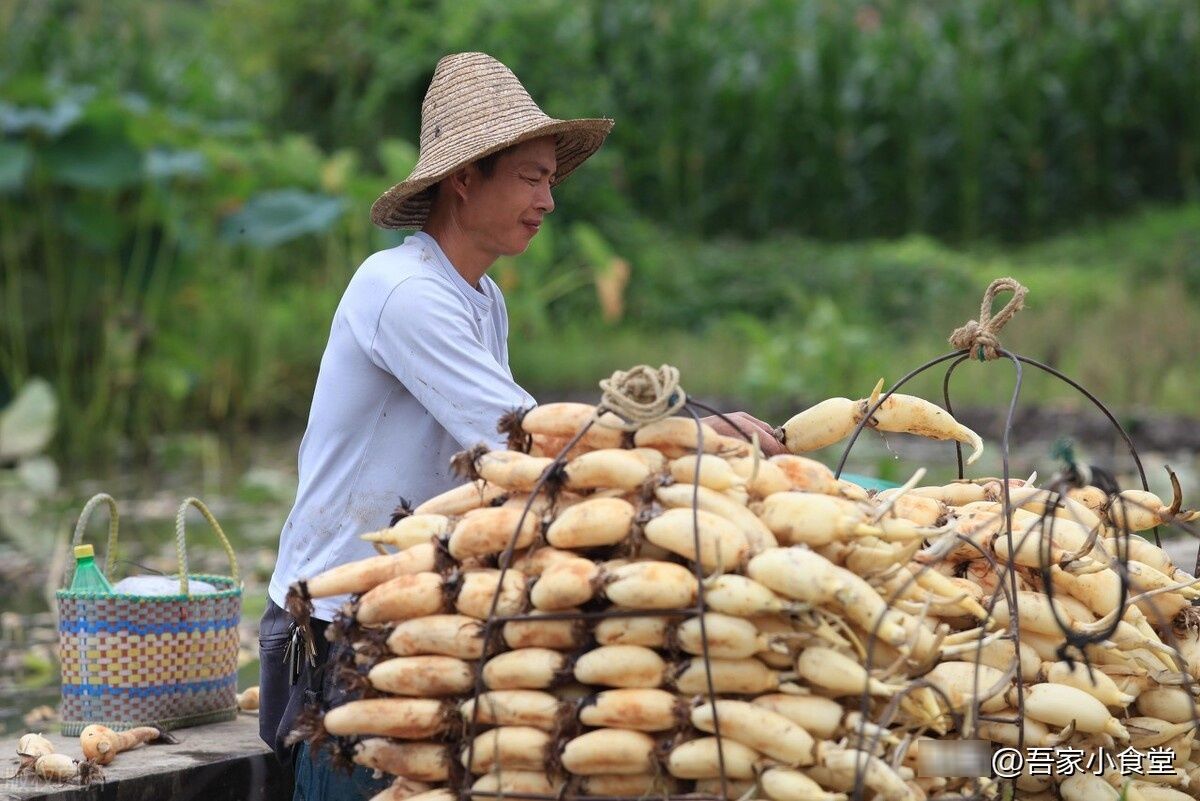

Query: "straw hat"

xmin=370 ymin=52 xmax=615 ymax=229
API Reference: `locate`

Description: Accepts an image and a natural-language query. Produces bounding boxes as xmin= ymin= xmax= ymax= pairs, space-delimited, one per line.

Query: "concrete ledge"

xmin=0 ymin=714 xmax=289 ymax=801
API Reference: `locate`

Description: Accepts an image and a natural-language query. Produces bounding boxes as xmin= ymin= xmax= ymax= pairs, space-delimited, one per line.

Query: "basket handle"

xmin=67 ymin=493 xmax=120 ymax=585
xmin=174 ymin=497 xmax=240 ymax=597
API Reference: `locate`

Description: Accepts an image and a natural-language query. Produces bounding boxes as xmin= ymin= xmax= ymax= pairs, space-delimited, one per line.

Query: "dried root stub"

xmin=31 ymin=753 xmax=104 ymax=784
xmin=284 ymin=383 xmax=1200 ymax=801
xmin=15 ymin=733 xmax=54 ymax=773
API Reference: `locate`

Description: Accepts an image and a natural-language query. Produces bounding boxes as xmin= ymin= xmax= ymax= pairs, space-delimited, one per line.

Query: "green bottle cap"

xmin=74 ymin=544 xmax=95 ymax=559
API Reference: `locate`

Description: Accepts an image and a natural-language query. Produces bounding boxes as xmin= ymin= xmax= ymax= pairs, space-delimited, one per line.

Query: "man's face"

xmin=460 ymin=136 xmax=557 ymax=257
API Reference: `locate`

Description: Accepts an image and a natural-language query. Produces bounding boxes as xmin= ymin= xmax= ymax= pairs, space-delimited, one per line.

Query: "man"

xmin=259 ymin=51 xmax=784 ymax=798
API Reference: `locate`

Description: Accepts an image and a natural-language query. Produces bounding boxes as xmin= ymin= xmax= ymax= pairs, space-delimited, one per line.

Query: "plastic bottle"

xmin=69 ymin=544 xmax=115 ymax=594
xmin=69 ymin=544 xmax=111 ymax=720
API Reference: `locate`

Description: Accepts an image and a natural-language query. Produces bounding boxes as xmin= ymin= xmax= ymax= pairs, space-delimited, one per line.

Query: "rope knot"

xmin=948 ymin=277 xmax=1028 ymax=361
xmin=598 ymin=364 xmax=687 ymax=431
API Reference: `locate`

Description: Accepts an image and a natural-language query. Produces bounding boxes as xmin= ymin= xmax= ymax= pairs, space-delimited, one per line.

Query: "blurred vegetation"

xmin=1 ymin=0 xmax=1199 ymax=466
xmin=513 ymin=207 xmax=1200 ymax=417
xmin=10 ymin=0 xmax=1196 ymax=239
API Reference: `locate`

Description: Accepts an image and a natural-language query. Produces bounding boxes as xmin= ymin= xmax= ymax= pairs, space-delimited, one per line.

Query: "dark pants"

xmin=258 ymin=598 xmax=393 ymax=800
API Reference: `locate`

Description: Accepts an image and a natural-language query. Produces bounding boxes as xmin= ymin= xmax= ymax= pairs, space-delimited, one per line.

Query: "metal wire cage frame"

xmin=829 ymin=346 xmax=1200 ymax=800
xmin=305 ymin=338 xmax=1200 ymax=801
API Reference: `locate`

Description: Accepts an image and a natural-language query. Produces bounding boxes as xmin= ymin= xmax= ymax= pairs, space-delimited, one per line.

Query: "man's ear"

xmin=447 ymin=165 xmax=475 ymax=203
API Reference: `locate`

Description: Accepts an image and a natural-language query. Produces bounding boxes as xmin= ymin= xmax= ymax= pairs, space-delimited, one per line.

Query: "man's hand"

xmin=699 ymin=412 xmax=788 ymax=457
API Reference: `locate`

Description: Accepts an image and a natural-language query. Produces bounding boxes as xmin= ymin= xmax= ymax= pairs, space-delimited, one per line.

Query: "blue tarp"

xmin=840 ymin=472 xmax=901 ymax=492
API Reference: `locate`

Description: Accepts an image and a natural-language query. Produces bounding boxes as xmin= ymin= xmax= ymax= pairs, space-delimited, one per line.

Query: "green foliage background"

xmin=2 ymin=0 xmax=1200 ymax=465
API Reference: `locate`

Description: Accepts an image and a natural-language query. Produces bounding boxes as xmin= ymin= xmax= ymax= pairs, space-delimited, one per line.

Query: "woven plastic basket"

xmin=57 ymin=494 xmax=242 ymax=735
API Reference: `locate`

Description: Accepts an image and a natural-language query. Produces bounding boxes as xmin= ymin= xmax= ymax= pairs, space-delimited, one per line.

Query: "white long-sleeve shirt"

xmin=267 ymin=231 xmax=536 ymax=621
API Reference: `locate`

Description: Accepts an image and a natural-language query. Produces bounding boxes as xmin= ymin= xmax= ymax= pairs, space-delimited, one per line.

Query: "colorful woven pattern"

xmin=57 ymin=495 xmax=243 ymax=734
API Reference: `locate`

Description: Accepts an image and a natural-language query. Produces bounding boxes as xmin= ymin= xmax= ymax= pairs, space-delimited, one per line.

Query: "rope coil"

xmin=597 ymin=364 xmax=687 ymax=430
xmin=948 ymin=277 xmax=1028 ymax=361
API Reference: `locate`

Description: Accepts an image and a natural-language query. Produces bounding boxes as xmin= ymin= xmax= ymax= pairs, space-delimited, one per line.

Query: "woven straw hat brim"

xmin=371 ymin=117 xmax=612 ymax=230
